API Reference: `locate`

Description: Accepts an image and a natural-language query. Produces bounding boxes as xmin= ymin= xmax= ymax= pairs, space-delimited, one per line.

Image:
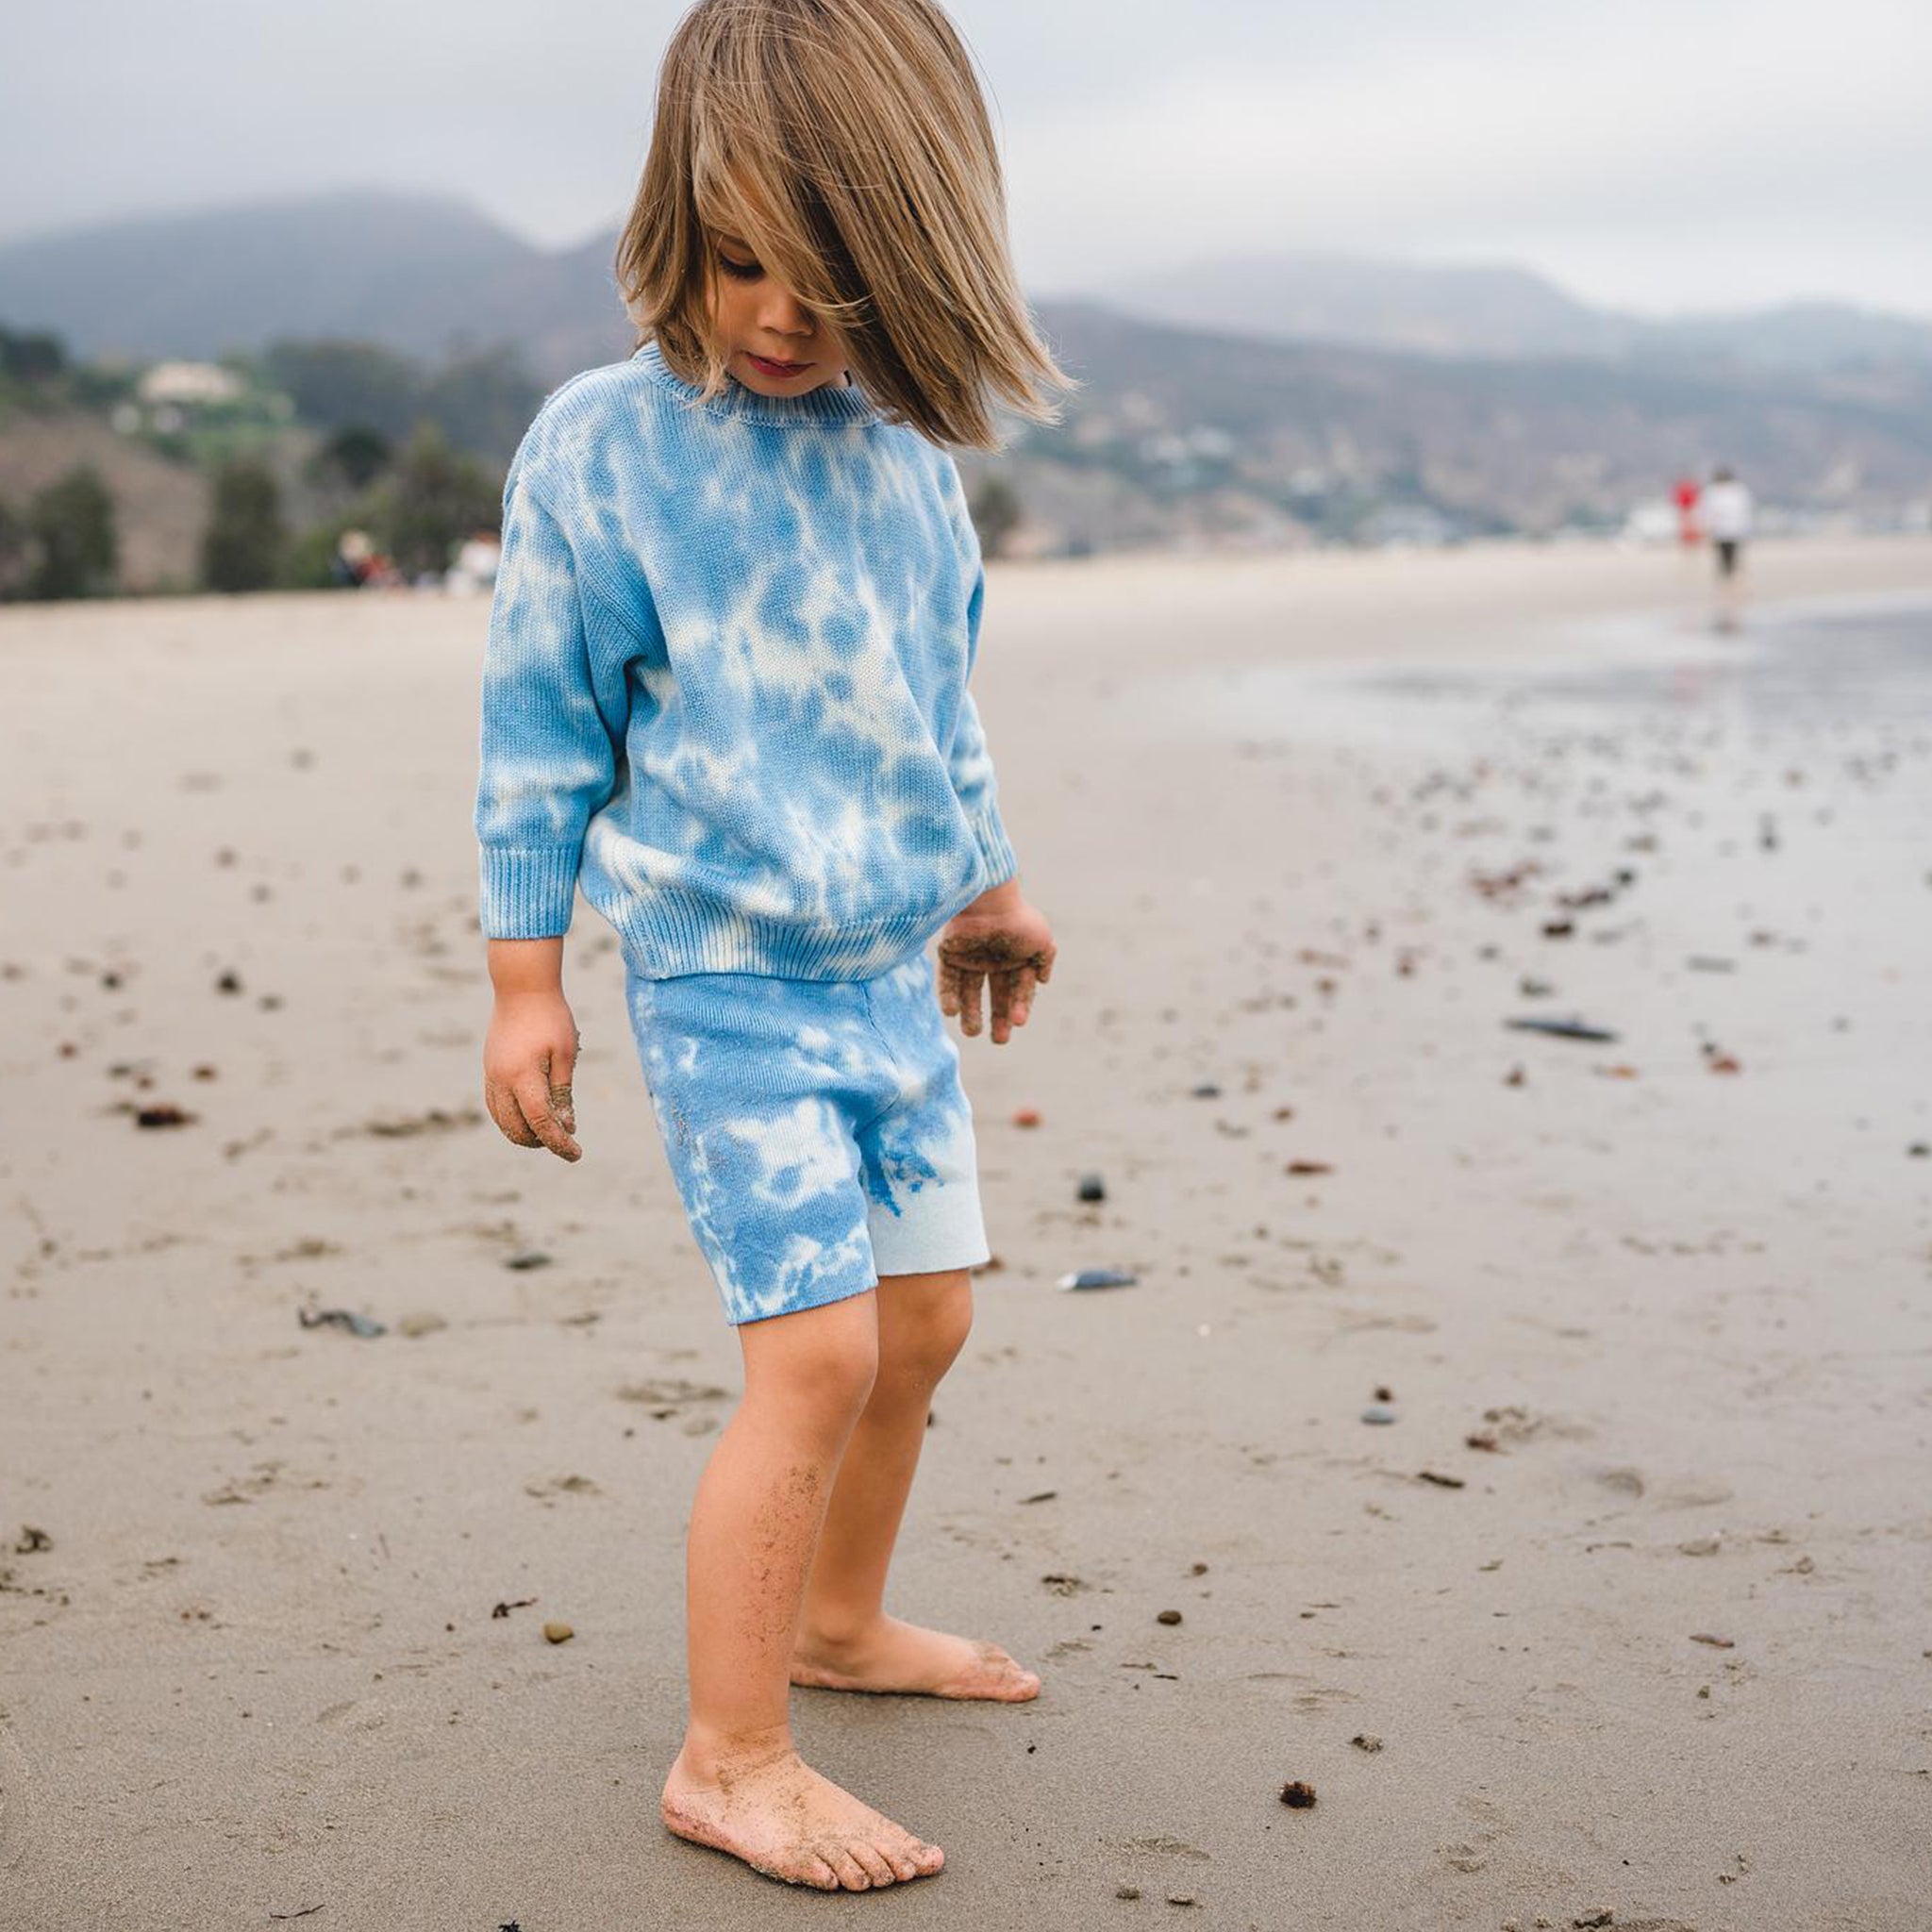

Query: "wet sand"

xmin=3 ymin=534 xmax=1930 ymax=1929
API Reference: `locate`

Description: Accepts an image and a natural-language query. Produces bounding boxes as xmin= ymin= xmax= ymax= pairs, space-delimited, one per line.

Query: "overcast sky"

xmin=6 ymin=0 xmax=1930 ymax=317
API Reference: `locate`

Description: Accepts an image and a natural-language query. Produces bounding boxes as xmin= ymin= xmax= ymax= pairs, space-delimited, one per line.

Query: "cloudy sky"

xmin=6 ymin=0 xmax=1930 ymax=317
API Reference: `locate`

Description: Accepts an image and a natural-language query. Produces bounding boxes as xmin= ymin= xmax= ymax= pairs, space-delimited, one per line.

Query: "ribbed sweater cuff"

xmin=968 ymin=801 xmax=1019 ymax=891
xmin=479 ymin=844 xmax=582 ymax=939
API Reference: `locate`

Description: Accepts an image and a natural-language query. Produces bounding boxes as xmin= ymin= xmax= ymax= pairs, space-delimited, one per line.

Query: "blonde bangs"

xmin=614 ymin=0 xmax=1077 ymax=450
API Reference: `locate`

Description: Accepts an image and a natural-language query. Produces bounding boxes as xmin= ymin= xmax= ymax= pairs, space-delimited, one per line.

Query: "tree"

xmin=968 ymin=472 xmax=1024 ymax=560
xmin=312 ymin=425 xmax=393 ymax=491
xmin=201 ymin=457 xmax=287 ymax=592
xmin=0 ymin=493 xmax=29 ymax=599
xmin=371 ymin=423 xmax=500 ymax=579
xmin=0 ymin=326 xmax=68 ymax=384
xmin=262 ymin=339 xmax=422 ymax=441
xmin=421 ymin=347 xmax=543 ymax=466
xmin=25 ymin=466 xmax=117 ymax=600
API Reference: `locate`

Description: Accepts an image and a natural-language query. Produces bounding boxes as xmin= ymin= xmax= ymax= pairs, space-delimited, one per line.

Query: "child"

xmin=473 ymin=0 xmax=1072 ymax=1893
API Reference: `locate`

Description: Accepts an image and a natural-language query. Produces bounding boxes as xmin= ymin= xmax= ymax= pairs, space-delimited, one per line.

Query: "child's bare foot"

xmin=792 ymin=1614 xmax=1041 ymax=1701
xmin=660 ymin=1737 xmax=944 ymax=1890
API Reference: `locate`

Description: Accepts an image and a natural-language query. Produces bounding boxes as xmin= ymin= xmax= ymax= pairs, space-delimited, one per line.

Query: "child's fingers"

xmin=543 ymin=1045 xmax=576 ymax=1136
xmin=935 ymin=962 xmax=960 ymax=1017
xmin=1007 ymin=963 xmax=1040 ymax=1029
xmin=484 ymin=1077 xmax=542 ymax=1148
xmin=511 ymin=1066 xmax=582 ymax=1161
xmin=958 ymin=967 xmax=987 ymax=1037
xmin=987 ymin=967 xmax=1015 ymax=1041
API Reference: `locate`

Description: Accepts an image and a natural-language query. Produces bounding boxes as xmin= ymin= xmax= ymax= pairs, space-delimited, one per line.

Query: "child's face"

xmin=706 ymin=230 xmax=853 ymax=396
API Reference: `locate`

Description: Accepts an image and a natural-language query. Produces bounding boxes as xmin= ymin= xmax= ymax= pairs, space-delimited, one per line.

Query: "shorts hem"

xmin=868 ymin=1188 xmax=991 ymax=1282
xmin=723 ymin=1269 xmax=880 ymax=1328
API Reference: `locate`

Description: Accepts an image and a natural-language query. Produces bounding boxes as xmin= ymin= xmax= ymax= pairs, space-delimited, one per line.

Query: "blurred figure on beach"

xmin=1673 ymin=473 xmax=1702 ymax=548
xmin=1672 ymin=471 xmax=1704 ymax=604
xmin=328 ymin=526 xmax=405 ymax=590
xmin=445 ymin=526 xmax=501 ymax=595
xmin=1702 ymin=465 xmax=1754 ymax=631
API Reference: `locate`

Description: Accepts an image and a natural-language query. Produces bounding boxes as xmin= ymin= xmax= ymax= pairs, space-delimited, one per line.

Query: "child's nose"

xmin=760 ymin=287 xmax=817 ymax=337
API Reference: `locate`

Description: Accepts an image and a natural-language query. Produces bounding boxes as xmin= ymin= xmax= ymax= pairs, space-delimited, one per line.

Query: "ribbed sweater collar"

xmin=635 ymin=338 xmax=881 ymax=429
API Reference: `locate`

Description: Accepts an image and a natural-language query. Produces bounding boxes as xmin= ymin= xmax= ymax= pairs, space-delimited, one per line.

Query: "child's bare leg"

xmin=660 ymin=1290 xmax=945 ymax=1890
xmin=792 ymin=1268 xmax=1041 ymax=1702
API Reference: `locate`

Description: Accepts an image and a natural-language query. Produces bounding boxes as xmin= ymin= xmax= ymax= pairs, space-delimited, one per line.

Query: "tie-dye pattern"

xmin=474 ymin=339 xmax=1017 ymax=980
xmin=625 ymin=949 xmax=989 ymax=1324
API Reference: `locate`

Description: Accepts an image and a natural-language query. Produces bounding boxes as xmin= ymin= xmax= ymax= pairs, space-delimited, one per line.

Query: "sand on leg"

xmin=791 ymin=1268 xmax=1041 ymax=1702
xmin=659 ymin=1288 xmax=947 ymax=1890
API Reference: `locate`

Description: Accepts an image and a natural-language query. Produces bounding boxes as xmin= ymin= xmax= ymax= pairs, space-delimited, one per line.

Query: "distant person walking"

xmin=1673 ymin=474 xmax=1702 ymax=547
xmin=1701 ymin=465 xmax=1754 ymax=630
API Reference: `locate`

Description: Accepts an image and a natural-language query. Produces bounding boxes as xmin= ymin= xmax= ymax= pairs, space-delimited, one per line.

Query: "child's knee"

xmin=741 ymin=1293 xmax=881 ymax=1428
xmin=881 ymin=1274 xmax=974 ymax=1389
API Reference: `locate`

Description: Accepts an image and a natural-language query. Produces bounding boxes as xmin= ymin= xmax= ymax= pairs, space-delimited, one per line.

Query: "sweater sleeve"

xmin=948 ymin=560 xmax=1020 ymax=890
xmin=475 ymin=475 xmax=629 ymax=940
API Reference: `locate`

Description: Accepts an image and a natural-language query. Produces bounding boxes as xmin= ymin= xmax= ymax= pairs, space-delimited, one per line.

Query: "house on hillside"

xmin=135 ymin=361 xmax=246 ymax=408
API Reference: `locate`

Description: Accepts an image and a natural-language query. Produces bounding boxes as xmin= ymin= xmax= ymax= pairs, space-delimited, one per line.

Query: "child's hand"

xmin=936 ymin=881 xmax=1056 ymax=1044
xmin=483 ymin=989 xmax=583 ymax=1160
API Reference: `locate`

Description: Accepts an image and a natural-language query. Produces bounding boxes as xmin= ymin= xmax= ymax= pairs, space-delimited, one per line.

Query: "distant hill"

xmin=995 ymin=299 xmax=1932 ymax=547
xmin=4 ymin=192 xmax=1929 ymax=560
xmin=1091 ymin=253 xmax=1932 ymax=373
xmin=9 ymin=191 xmax=1932 ymax=384
xmin=0 ymin=191 xmax=634 ymax=375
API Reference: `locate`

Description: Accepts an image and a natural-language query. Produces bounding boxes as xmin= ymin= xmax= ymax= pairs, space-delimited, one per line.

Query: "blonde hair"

xmin=614 ymin=0 xmax=1075 ymax=451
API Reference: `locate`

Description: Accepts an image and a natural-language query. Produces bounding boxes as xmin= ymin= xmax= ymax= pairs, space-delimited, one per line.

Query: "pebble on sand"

xmin=541 ymin=1621 xmax=574 ymax=1644
xmin=1278 ymin=1780 xmax=1317 ymax=1808
xmin=1156 ymin=1608 xmax=1183 ymax=1625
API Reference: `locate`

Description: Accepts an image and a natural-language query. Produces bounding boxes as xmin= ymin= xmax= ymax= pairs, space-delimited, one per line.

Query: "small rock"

xmin=1278 ymin=1780 xmax=1317 ymax=1808
xmin=1360 ymin=1405 xmax=1397 ymax=1425
xmin=1115 ymin=1884 xmax=1141 ymax=1900
xmin=541 ymin=1621 xmax=575 ymax=1644
xmin=396 ymin=1312 xmax=448 ymax=1339
xmin=1076 ymin=1173 xmax=1107 ymax=1203
xmin=1057 ymin=1267 xmax=1138 ymax=1291
xmin=505 ymin=1252 xmax=552 ymax=1272
xmin=1165 ymin=1895 xmax=1197 ymax=1908
xmin=1156 ymin=1608 xmax=1183 ymax=1626
xmin=1350 ymin=1733 xmax=1382 ymax=1753
xmin=1012 ymin=1106 xmax=1042 ymax=1128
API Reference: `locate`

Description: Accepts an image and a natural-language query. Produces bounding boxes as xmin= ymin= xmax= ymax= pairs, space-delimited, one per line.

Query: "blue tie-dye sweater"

xmin=474 ymin=338 xmax=1018 ymax=980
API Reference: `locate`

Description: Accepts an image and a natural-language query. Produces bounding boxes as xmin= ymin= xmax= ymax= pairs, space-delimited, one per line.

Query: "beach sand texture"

xmin=3 ymin=535 xmax=1930 ymax=1930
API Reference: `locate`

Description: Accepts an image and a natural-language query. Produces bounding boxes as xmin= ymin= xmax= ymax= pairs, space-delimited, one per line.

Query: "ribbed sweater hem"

xmin=967 ymin=804 xmax=1019 ymax=891
xmin=608 ymin=895 xmax=954 ymax=981
xmin=480 ymin=844 xmax=581 ymax=939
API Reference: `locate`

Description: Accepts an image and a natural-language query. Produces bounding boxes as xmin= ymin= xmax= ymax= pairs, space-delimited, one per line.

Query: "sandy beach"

xmin=3 ymin=533 xmax=1930 ymax=1931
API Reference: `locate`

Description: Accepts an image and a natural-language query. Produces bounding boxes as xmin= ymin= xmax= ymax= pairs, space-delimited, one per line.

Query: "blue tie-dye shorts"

xmin=623 ymin=949 xmax=991 ymax=1325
